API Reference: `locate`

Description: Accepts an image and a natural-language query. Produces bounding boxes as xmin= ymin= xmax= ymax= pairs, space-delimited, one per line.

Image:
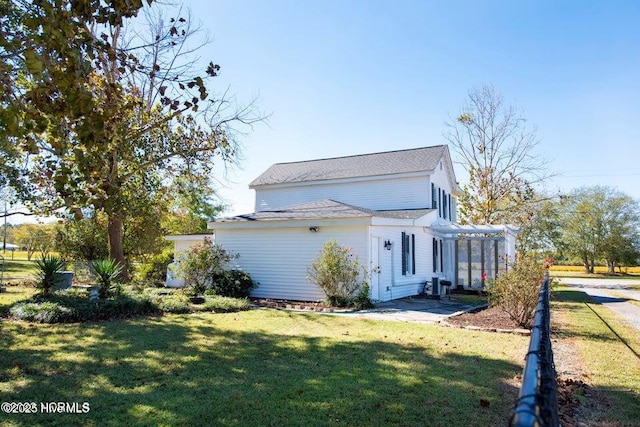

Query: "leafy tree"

xmin=444 ymin=84 xmax=552 ymax=225
xmin=516 ymin=194 xmax=565 ymax=256
xmin=561 ymin=186 xmax=640 ymax=273
xmin=55 ymin=214 xmax=109 ymax=262
xmin=161 ymin=175 xmax=225 ymax=235
xmin=0 ymin=0 xmax=260 ymax=276
xmin=600 ymin=192 xmax=640 ymax=272
xmin=13 ymin=223 xmax=58 ymax=260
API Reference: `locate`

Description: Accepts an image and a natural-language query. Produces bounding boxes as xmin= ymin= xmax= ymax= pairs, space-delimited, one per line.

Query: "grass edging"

xmin=552 ymin=286 xmax=640 ymax=425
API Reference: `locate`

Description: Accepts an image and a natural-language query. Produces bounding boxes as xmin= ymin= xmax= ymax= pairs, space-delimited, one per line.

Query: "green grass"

xmin=553 ymin=287 xmax=640 ymax=424
xmin=0 ymin=310 xmax=529 ymax=426
xmin=1 ymin=258 xmax=38 ymax=280
xmin=0 ymin=285 xmax=36 ymax=314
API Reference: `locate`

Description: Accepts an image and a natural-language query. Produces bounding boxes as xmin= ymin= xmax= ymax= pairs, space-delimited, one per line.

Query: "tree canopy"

xmin=560 ymin=186 xmax=640 ymax=273
xmin=1 ymin=0 xmax=261 ymax=272
xmin=444 ymin=84 xmax=552 ymax=226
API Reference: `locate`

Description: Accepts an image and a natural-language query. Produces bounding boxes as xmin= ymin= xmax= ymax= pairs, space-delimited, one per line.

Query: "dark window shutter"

xmin=443 ymin=192 xmax=447 ymax=219
xmin=448 ymin=194 xmax=452 ymax=221
xmin=401 ymin=232 xmax=407 ymax=275
xmin=438 ymin=189 xmax=442 ymax=217
xmin=440 ymin=239 xmax=444 ymax=272
xmin=411 ymin=234 xmax=416 ymax=275
xmin=431 ymin=183 xmax=437 ymax=209
xmin=432 ymin=238 xmax=437 ymax=273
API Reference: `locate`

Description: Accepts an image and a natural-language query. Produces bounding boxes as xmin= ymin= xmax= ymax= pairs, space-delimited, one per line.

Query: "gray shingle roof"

xmin=216 ymin=199 xmax=433 ymax=222
xmin=250 ymin=145 xmax=447 ymax=187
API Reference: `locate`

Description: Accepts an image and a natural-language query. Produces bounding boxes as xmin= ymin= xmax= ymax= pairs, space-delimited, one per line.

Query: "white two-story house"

xmin=208 ymin=145 xmax=518 ymax=302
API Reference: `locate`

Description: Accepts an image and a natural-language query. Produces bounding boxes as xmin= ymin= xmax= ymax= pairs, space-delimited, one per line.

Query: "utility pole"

xmin=2 ymin=196 xmax=6 ymax=253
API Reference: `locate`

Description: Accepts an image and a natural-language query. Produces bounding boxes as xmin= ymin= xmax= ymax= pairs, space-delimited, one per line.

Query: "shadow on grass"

xmin=552 ymin=290 xmax=640 ymax=424
xmin=2 ymin=313 xmax=522 ymax=427
xmin=552 ymin=289 xmax=624 ymax=343
xmin=1 ymin=258 xmax=37 ymax=277
xmin=554 ymin=289 xmax=629 ymax=305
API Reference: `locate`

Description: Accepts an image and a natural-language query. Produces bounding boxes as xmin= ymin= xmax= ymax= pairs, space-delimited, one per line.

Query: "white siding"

xmin=254 ymin=175 xmax=430 ymax=211
xmin=215 ymin=225 xmax=368 ymax=301
xmin=369 ymin=225 xmax=450 ymax=301
xmin=428 ymin=159 xmax=457 ymax=223
xmin=173 ymin=238 xmax=209 ymax=255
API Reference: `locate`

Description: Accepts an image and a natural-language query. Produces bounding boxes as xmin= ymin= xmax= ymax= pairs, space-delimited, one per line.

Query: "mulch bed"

xmin=445 ymin=305 xmax=530 ymax=333
xmin=250 ymin=298 xmax=352 ymax=312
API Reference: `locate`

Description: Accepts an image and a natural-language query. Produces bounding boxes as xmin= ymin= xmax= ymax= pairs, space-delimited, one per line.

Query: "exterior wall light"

xmin=384 ymin=240 xmax=392 ymax=250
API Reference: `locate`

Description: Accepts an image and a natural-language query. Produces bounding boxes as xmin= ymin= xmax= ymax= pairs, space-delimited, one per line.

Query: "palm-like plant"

xmin=34 ymin=256 xmax=67 ymax=296
xmin=91 ymin=259 xmax=124 ymax=299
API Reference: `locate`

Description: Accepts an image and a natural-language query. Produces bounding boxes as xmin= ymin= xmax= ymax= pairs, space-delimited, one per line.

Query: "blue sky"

xmin=189 ymin=0 xmax=640 ymax=216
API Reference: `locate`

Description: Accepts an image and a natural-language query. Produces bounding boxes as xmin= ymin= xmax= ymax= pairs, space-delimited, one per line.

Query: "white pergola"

xmin=430 ymin=223 xmax=521 ymax=289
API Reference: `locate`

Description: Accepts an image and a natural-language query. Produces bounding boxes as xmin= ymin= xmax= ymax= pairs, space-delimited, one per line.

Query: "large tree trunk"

xmin=107 ymin=212 xmax=128 ymax=280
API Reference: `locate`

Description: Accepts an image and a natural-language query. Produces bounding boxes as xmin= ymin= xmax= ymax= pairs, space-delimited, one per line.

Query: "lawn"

xmin=0 ymin=285 xmax=36 ymax=314
xmin=0 ymin=258 xmax=38 ymax=281
xmin=552 ymin=287 xmax=640 ymax=425
xmin=0 ymin=308 xmax=529 ymax=426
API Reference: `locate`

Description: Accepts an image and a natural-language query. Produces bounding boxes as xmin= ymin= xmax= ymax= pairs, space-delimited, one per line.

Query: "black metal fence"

xmin=510 ymin=272 xmax=559 ymax=427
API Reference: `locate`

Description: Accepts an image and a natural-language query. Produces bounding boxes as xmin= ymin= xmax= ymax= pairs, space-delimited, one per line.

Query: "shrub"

xmin=10 ymin=293 xmax=159 ymax=323
xmin=143 ymin=289 xmax=191 ymax=314
xmin=206 ymin=269 xmax=256 ymax=298
xmin=10 ymin=301 xmax=71 ymax=323
xmin=4 ymin=286 xmax=251 ymax=323
xmin=352 ymin=283 xmax=374 ymax=310
xmin=34 ymin=256 xmax=67 ymax=296
xmin=152 ymin=295 xmax=192 ymax=314
xmin=179 ymin=238 xmax=237 ymax=296
xmin=307 ymin=240 xmax=366 ymax=307
xmin=136 ymin=248 xmax=174 ymax=285
xmin=484 ymin=256 xmax=548 ymax=328
xmin=202 ymin=295 xmax=251 ymax=312
xmin=91 ymin=259 xmax=124 ymax=299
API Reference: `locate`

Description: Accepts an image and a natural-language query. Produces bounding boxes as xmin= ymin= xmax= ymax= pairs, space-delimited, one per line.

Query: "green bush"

xmin=10 ymin=302 xmax=71 ymax=323
xmin=484 ymin=256 xmax=549 ymax=328
xmin=307 ymin=240 xmax=366 ymax=307
xmin=34 ymin=256 xmax=67 ymax=296
xmin=136 ymin=248 xmax=174 ymax=285
xmin=148 ymin=291 xmax=192 ymax=314
xmin=9 ymin=293 xmax=158 ymax=323
xmin=178 ymin=238 xmax=237 ymax=296
xmin=206 ymin=269 xmax=256 ymax=298
xmin=351 ymin=283 xmax=374 ymax=310
xmin=4 ymin=284 xmax=252 ymax=323
xmin=202 ymin=295 xmax=251 ymax=312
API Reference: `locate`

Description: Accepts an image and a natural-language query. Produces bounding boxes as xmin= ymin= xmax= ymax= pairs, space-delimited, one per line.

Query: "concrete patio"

xmin=331 ymin=296 xmax=477 ymax=324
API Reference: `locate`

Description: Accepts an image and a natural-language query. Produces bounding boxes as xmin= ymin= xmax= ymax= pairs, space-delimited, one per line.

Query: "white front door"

xmin=370 ymin=237 xmax=381 ymax=300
